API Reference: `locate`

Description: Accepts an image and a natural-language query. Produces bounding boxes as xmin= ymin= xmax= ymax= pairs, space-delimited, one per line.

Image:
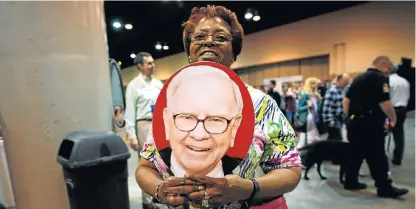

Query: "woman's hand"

xmin=185 ymin=174 xmax=253 ymax=208
xmin=158 ymin=177 xmax=205 ymax=208
xmin=307 ymin=100 xmax=313 ymax=107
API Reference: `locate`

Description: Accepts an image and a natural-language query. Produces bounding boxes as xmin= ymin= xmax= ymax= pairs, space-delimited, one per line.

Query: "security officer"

xmin=343 ymin=56 xmax=408 ymax=198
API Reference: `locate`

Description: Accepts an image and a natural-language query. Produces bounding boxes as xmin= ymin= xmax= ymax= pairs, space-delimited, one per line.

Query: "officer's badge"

xmin=383 ymin=83 xmax=389 ymax=93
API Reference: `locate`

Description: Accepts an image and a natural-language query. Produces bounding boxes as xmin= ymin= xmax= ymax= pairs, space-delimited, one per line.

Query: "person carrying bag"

xmin=296 ymin=77 xmax=323 ymax=149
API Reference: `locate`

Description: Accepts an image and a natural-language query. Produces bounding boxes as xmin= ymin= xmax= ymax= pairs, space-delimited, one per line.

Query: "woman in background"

xmin=135 ymin=5 xmax=301 ymax=209
xmin=296 ymin=77 xmax=323 ymax=149
xmin=284 ymin=83 xmax=297 ymax=126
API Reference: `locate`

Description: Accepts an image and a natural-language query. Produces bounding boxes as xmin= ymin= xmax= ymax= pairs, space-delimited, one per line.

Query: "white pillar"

xmin=0 ymin=1 xmax=112 ymax=209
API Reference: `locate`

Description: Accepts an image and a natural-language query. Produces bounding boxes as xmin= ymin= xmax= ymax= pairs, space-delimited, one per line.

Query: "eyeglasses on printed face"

xmin=172 ymin=113 xmax=234 ymax=134
xmin=190 ymin=32 xmax=233 ymax=45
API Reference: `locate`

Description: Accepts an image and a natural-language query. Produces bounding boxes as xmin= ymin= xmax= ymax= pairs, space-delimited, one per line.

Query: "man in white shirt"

xmin=388 ymin=64 xmax=410 ymax=166
xmin=125 ymin=52 xmax=163 ymax=152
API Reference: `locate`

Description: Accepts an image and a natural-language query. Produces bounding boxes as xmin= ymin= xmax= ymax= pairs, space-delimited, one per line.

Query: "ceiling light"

xmin=252 ymin=10 xmax=260 ymax=22
xmin=118 ymin=61 xmax=122 ymax=66
xmin=155 ymin=43 xmax=162 ymax=50
xmin=130 ymin=53 xmax=136 ymax=59
xmin=112 ymin=21 xmax=122 ymax=29
xmin=125 ymin=23 xmax=133 ymax=30
xmin=163 ymin=45 xmax=169 ymax=50
xmin=244 ymin=12 xmax=253 ymax=20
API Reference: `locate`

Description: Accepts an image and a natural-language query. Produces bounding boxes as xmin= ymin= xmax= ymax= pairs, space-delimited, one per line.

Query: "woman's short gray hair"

xmin=166 ymin=66 xmax=243 ymax=117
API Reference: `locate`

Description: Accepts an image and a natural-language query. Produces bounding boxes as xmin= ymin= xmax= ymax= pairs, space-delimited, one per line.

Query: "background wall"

xmin=121 ymin=1 xmax=415 ymax=85
xmin=236 ymin=55 xmax=331 ymax=86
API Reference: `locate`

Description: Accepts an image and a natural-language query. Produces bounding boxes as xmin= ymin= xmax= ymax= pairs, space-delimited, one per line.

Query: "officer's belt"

xmin=348 ymin=107 xmax=374 ymax=120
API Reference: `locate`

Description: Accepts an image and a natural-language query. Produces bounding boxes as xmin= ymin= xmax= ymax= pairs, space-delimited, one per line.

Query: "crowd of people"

xmin=262 ymin=56 xmax=410 ymax=198
xmin=260 ymin=76 xmax=349 ymax=147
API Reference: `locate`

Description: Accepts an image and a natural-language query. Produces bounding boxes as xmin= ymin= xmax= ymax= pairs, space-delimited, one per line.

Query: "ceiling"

xmin=104 ymin=1 xmax=367 ymax=68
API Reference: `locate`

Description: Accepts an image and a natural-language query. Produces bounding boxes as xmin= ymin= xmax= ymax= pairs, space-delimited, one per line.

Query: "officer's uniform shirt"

xmin=346 ymin=68 xmax=390 ymax=122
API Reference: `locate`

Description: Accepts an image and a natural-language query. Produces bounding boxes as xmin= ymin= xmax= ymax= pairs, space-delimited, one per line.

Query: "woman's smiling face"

xmin=189 ymin=17 xmax=235 ymax=68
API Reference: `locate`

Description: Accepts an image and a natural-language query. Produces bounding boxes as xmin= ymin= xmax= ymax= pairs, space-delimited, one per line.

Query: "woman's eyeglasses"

xmin=172 ymin=113 xmax=233 ymax=134
xmin=190 ymin=32 xmax=232 ymax=45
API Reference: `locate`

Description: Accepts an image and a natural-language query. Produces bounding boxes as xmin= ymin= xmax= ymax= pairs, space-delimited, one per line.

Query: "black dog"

xmin=298 ymin=140 xmax=350 ymax=184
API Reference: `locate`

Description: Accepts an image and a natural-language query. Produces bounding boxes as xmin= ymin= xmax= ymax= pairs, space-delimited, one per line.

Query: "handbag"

xmin=294 ymin=96 xmax=313 ymax=129
xmin=294 ymin=117 xmax=305 ymax=128
xmin=294 ymin=109 xmax=310 ymax=129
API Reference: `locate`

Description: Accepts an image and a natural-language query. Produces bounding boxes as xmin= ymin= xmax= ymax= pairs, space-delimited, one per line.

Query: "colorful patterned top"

xmin=140 ymin=85 xmax=301 ymax=208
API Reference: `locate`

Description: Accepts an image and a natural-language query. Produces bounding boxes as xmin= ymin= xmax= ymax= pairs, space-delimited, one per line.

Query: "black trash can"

xmin=57 ymin=130 xmax=131 ymax=209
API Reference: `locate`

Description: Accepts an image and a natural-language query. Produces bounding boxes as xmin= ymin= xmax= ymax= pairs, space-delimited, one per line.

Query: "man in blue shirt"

xmin=322 ymin=73 xmax=350 ymax=140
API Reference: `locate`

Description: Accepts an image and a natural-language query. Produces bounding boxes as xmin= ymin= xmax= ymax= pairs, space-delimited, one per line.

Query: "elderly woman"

xmin=136 ymin=5 xmax=301 ymax=209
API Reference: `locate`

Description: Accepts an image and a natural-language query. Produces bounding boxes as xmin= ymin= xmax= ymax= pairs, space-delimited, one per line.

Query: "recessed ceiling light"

xmin=244 ymin=12 xmax=253 ymax=20
xmin=252 ymin=10 xmax=261 ymax=21
xmin=112 ymin=21 xmax=122 ymax=28
xmin=125 ymin=23 xmax=133 ymax=30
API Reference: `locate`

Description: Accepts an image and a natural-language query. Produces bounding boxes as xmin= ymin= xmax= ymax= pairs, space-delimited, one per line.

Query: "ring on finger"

xmin=204 ymin=190 xmax=210 ymax=200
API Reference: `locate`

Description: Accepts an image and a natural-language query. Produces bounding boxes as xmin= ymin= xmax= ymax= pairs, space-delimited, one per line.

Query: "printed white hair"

xmin=166 ymin=65 xmax=243 ymax=117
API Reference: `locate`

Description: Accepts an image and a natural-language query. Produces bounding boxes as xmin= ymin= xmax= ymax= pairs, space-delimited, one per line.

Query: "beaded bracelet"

xmin=155 ymin=181 xmax=165 ymax=204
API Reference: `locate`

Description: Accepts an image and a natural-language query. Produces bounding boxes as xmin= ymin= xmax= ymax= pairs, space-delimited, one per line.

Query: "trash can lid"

xmin=57 ymin=130 xmax=131 ymax=169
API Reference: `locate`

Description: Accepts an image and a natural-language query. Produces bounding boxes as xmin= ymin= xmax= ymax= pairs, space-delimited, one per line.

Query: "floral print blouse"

xmin=140 ymin=85 xmax=301 ymax=208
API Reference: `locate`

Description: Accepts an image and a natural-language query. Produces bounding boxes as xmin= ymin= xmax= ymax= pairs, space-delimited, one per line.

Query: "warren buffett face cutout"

xmin=162 ymin=65 xmax=243 ymax=177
